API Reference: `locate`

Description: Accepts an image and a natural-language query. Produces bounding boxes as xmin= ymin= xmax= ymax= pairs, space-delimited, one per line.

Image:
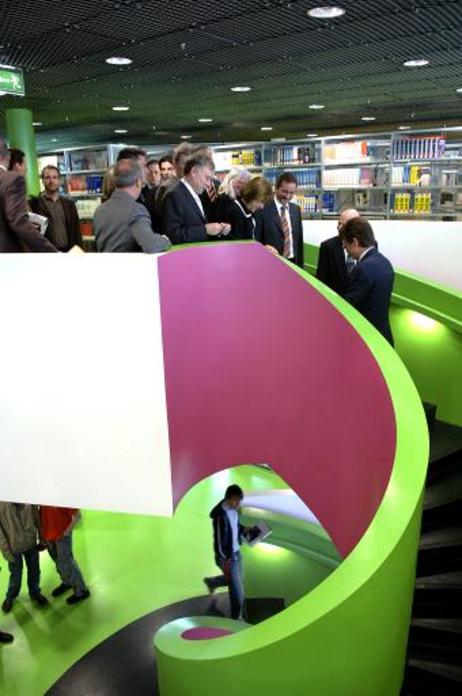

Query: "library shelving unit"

xmin=210 ymin=127 xmax=462 ymax=221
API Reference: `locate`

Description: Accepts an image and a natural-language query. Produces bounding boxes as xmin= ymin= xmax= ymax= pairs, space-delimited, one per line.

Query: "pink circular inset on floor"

xmin=181 ymin=627 xmax=234 ymax=641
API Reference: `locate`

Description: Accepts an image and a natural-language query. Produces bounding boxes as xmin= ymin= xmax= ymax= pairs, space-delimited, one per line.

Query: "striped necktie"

xmin=207 ymin=180 xmax=217 ymax=202
xmin=280 ymin=204 xmax=291 ymax=258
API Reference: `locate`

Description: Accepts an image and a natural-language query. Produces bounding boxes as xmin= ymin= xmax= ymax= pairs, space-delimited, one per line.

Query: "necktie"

xmin=345 ymin=254 xmax=356 ymax=275
xmin=207 ymin=180 xmax=217 ymax=202
xmin=280 ymin=205 xmax=291 ymax=258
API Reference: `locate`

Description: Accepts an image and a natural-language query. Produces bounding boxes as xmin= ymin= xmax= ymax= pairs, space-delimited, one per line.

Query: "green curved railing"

xmin=155 ymin=262 xmax=429 ymax=696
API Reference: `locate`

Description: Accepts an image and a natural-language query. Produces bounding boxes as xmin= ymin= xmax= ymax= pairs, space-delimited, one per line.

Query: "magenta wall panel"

xmin=159 ymin=243 xmax=396 ymax=556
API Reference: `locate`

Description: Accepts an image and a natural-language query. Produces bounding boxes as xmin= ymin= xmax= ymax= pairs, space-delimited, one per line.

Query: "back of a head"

xmin=241 ymin=176 xmax=273 ymax=206
xmin=8 ymin=148 xmax=25 ymax=171
xmin=183 ymin=154 xmax=214 ymax=176
xmin=173 ymin=142 xmax=194 ymax=165
xmin=102 ymin=166 xmax=116 ymax=200
xmin=0 ymin=134 xmax=10 ymax=164
xmin=113 ymin=159 xmax=142 ymax=189
xmin=339 ymin=208 xmax=360 ymax=225
xmin=341 ymin=216 xmax=375 ymax=247
xmin=116 ymin=147 xmax=146 ymax=162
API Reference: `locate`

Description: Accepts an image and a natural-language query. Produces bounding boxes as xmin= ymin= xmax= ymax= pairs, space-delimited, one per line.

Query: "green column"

xmin=5 ymin=108 xmax=41 ymax=196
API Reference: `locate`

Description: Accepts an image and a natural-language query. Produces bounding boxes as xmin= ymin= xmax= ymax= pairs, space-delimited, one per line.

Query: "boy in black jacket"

xmin=204 ymin=485 xmax=246 ymax=620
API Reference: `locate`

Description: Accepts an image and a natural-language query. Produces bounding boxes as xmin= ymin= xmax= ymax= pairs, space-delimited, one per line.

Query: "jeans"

xmin=6 ymin=546 xmax=41 ymax=600
xmin=47 ymin=534 xmax=87 ymax=596
xmin=208 ymin=551 xmax=245 ymax=620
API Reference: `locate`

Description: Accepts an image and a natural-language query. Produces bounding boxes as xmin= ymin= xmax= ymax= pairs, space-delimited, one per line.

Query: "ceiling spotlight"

xmin=309 ymin=104 xmax=325 ymax=109
xmin=361 ymin=116 xmax=376 ymax=121
xmin=260 ymin=126 xmax=273 ymax=131
xmin=403 ymin=59 xmax=429 ymax=67
xmin=0 ymin=91 xmax=6 ymax=96
xmin=306 ymin=133 xmax=318 ymax=137
xmin=198 ymin=118 xmax=213 ymax=123
xmin=106 ymin=56 xmax=133 ymax=65
xmin=112 ymin=105 xmax=130 ymax=111
xmin=231 ymin=86 xmax=252 ymax=92
xmin=308 ymin=6 xmax=345 ymax=19
xmin=180 ymin=135 xmax=192 ymax=139
xmin=32 ymin=121 xmax=43 ymax=126
xmin=456 ymin=88 xmax=462 ymax=93
xmin=51 ymin=138 xmax=58 ymax=142
xmin=398 ymin=125 xmax=411 ymax=130
xmin=114 ymin=129 xmax=128 ymax=134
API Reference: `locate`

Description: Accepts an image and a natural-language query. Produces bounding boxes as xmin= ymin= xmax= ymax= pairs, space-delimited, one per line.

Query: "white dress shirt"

xmin=274 ymin=196 xmax=294 ymax=258
xmin=181 ymin=177 xmax=205 ymax=218
xmin=359 ymin=246 xmax=374 ymax=262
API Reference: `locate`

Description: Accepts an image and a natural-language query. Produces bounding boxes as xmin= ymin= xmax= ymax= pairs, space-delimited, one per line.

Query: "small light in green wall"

xmin=408 ymin=310 xmax=442 ymax=334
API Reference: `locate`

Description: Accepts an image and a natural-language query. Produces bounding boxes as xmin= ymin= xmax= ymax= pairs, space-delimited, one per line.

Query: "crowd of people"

xmin=0 ymin=134 xmax=395 ymax=642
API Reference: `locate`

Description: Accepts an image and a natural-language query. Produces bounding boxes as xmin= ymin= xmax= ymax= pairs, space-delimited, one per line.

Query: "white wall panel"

xmin=0 ymin=254 xmax=172 ymax=516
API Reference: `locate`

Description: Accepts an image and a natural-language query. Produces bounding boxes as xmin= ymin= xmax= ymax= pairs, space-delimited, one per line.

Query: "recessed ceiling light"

xmin=114 ymin=129 xmax=128 ymax=134
xmin=398 ymin=125 xmax=411 ymax=130
xmin=260 ymin=126 xmax=273 ymax=131
xmin=306 ymin=133 xmax=318 ymax=137
xmin=180 ymin=135 xmax=192 ymax=139
xmin=32 ymin=121 xmax=43 ymax=126
xmin=51 ymin=138 xmax=58 ymax=142
xmin=198 ymin=118 xmax=213 ymax=123
xmin=106 ymin=56 xmax=133 ymax=65
xmin=308 ymin=6 xmax=345 ymax=19
xmin=309 ymin=104 xmax=325 ymax=109
xmin=112 ymin=105 xmax=130 ymax=111
xmin=403 ymin=59 xmax=429 ymax=67
xmin=456 ymin=88 xmax=462 ymax=93
xmin=0 ymin=91 xmax=6 ymax=96
xmin=152 ymin=126 xmax=156 ymax=130
xmin=230 ymin=86 xmax=252 ymax=92
xmin=361 ymin=116 xmax=376 ymax=121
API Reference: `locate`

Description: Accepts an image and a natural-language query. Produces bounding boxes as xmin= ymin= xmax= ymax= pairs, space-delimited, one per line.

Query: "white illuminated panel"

xmin=303 ymin=220 xmax=462 ymax=292
xmin=0 ymin=254 xmax=172 ymax=516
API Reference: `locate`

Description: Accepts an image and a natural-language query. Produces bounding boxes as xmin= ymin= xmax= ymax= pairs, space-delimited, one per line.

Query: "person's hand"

xmin=219 ymin=223 xmax=231 ymax=236
xmin=265 ymin=245 xmax=279 ymax=256
xmin=206 ymin=223 xmax=224 ymax=236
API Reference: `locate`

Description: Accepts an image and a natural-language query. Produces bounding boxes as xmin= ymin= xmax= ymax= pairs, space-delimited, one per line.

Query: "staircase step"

xmin=429 ymin=421 xmax=462 ymax=464
xmin=411 ymin=618 xmax=462 ymax=634
xmin=407 ymin=624 xmax=462 ymax=663
xmin=424 ymin=466 xmax=462 ymax=511
xmin=412 ymin=588 xmax=462 ymax=618
xmin=428 ymin=450 xmax=462 ymax=485
xmin=403 ymin=660 xmax=462 ymax=695
xmin=422 ymin=499 xmax=462 ymax=532
xmin=415 ymin=572 xmax=462 ymax=590
xmin=417 ymin=534 xmax=462 ymax=576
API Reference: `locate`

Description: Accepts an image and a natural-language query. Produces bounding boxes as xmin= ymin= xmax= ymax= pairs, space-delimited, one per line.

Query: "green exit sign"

xmin=0 ymin=65 xmax=25 ymax=96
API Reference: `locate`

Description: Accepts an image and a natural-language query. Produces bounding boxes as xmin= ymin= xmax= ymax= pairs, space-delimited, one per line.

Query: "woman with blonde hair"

xmin=210 ymin=167 xmax=252 ymax=222
xmin=221 ymin=176 xmax=273 ymax=240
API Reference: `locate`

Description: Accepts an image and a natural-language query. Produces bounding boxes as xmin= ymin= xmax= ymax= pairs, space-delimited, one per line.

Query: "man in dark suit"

xmin=29 ymin=165 xmax=82 ymax=252
xmin=155 ymin=143 xmax=194 ymax=226
xmin=162 ymin=154 xmax=230 ymax=244
xmin=254 ymin=172 xmax=304 ymax=268
xmin=0 ymin=136 xmax=57 ymax=253
xmin=341 ymin=216 xmax=394 ymax=345
xmin=316 ymin=208 xmax=359 ymax=296
xmin=116 ymin=147 xmax=158 ymax=229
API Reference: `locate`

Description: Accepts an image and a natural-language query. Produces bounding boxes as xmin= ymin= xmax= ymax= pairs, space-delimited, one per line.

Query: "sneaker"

xmin=52 ymin=583 xmax=71 ymax=598
xmin=67 ymin=590 xmax=90 ymax=606
xmin=203 ymin=578 xmax=215 ymax=595
xmin=32 ymin=593 xmax=49 ymax=608
xmin=0 ymin=631 xmax=14 ymax=644
xmin=2 ymin=599 xmax=13 ymax=613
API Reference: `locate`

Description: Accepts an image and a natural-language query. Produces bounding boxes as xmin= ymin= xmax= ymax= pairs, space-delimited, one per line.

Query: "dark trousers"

xmin=207 ymin=551 xmax=245 ymax=620
xmin=6 ymin=546 xmax=41 ymax=600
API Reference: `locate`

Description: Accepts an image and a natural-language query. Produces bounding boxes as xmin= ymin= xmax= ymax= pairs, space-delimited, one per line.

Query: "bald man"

xmin=316 ymin=208 xmax=360 ymax=296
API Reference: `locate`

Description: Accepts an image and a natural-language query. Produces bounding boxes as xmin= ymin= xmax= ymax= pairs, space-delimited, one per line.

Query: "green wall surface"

xmin=305 ymin=242 xmax=462 ymax=427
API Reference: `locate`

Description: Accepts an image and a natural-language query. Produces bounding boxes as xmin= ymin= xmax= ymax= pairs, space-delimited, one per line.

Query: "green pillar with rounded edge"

xmin=5 ymin=108 xmax=41 ymax=196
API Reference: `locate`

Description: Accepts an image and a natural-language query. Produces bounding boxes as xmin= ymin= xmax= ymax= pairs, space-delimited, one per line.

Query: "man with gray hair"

xmin=93 ymin=159 xmax=171 ymax=253
xmin=162 ymin=154 xmax=230 ymax=244
xmin=316 ymin=208 xmax=360 ymax=296
xmin=0 ymin=134 xmax=57 ymax=252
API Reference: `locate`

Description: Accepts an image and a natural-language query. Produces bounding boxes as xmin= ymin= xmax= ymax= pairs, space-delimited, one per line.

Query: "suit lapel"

xmin=271 ymin=200 xmax=283 ymax=235
xmin=181 ymin=182 xmax=206 ymax=222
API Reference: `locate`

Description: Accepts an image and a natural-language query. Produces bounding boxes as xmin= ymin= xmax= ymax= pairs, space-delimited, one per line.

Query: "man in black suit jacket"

xmin=341 ymin=217 xmax=394 ymax=345
xmin=29 ymin=165 xmax=82 ymax=251
xmin=316 ymin=208 xmax=360 ymax=296
xmin=254 ymin=172 xmax=304 ymax=268
xmin=162 ymin=154 xmax=230 ymax=244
